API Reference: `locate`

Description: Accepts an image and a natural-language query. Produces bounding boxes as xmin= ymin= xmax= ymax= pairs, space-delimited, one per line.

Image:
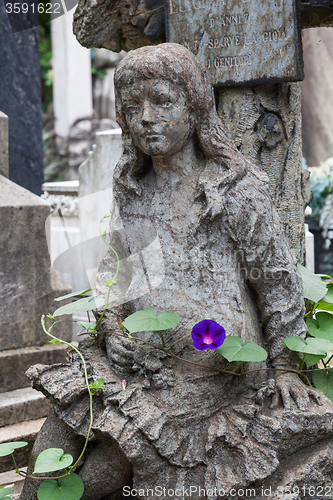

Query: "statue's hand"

xmin=105 ymin=333 xmax=135 ymax=374
xmin=269 ymin=372 xmax=321 ymax=410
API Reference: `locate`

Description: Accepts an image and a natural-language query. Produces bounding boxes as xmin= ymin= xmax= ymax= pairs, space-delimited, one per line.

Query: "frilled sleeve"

xmin=222 ymin=168 xmax=306 ymax=366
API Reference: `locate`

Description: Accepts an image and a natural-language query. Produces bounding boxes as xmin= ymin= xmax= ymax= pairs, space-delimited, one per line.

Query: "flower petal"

xmin=191 ymin=319 xmax=226 ymax=350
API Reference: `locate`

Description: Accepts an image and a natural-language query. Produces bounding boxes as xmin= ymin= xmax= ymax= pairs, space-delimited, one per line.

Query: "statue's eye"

xmin=124 ymin=102 xmax=140 ymax=113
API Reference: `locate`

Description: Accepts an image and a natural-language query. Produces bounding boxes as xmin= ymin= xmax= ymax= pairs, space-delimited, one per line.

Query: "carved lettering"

xmin=207 ymin=55 xmax=251 ymax=70
xmin=208 ymin=35 xmax=241 ymax=49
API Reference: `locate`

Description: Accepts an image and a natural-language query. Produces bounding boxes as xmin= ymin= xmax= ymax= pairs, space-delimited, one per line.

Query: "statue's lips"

xmin=144 ymin=133 xmax=163 ymax=142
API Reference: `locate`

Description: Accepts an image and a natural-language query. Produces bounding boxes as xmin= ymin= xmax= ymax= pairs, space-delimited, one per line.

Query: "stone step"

xmin=0 ymin=387 xmax=50 ymax=427
xmin=0 ymin=418 xmax=46 ymax=473
xmin=0 ymin=344 xmax=69 ymax=393
xmin=0 ymin=467 xmax=27 ymax=495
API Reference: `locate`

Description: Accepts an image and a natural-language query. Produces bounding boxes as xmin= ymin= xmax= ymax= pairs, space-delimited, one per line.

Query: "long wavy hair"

xmin=113 ymin=43 xmax=265 ymax=217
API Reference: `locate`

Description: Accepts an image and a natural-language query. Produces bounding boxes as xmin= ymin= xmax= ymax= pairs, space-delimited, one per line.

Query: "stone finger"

xmin=269 ymin=389 xmax=280 ymax=409
xmin=279 ymin=386 xmax=292 ymax=410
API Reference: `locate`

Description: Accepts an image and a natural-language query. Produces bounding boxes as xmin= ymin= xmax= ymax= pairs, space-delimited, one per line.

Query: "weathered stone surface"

xmin=0 ymin=387 xmax=50 ymax=427
xmin=302 ymin=27 xmax=333 ymax=166
xmin=73 ymin=0 xmax=333 ymax=52
xmin=0 ymin=4 xmax=43 ymax=195
xmin=0 ymin=344 xmax=70 ymax=393
xmin=19 ymin=44 xmax=332 ymax=500
xmin=0 ymin=175 xmax=72 ymax=351
xmin=165 ymin=0 xmax=303 ymax=86
xmin=216 ymin=81 xmax=309 ymax=262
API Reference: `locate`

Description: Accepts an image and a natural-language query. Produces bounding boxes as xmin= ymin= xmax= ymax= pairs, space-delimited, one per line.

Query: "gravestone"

xmin=0 ymin=3 xmax=43 ymax=195
xmin=302 ymin=27 xmax=333 ymax=166
xmin=52 ymin=10 xmax=93 ymax=139
xmin=165 ymin=0 xmax=303 ymax=85
xmin=0 ymin=112 xmax=72 ymax=367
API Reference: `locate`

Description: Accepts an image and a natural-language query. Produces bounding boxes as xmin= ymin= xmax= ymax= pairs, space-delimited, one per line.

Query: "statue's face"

xmin=121 ymin=79 xmax=194 ymax=158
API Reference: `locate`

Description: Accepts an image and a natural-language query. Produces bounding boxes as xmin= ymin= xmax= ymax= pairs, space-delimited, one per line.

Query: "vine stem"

xmin=39 ymin=316 xmax=94 ymax=479
xmin=96 ymin=215 xmax=120 ymax=329
xmin=97 ymin=330 xmax=308 ymax=379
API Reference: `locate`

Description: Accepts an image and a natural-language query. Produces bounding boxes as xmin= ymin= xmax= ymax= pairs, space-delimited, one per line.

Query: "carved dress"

xmin=28 ymin=160 xmax=333 ymax=498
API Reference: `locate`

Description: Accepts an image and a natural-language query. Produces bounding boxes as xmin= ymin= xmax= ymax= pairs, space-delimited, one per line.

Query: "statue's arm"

xmin=223 ymin=173 xmax=306 ymax=366
xmin=223 ymin=173 xmax=322 ymax=409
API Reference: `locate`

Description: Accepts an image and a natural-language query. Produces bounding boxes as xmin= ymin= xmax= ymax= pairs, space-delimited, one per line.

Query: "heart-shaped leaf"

xmin=0 ymin=441 xmax=28 ymax=457
xmin=77 ymin=321 xmax=96 ymax=331
xmin=298 ymin=264 xmax=328 ymax=303
xmin=53 ymin=297 xmax=105 ymax=317
xmin=37 ymin=473 xmax=84 ymax=500
xmin=304 ymin=353 xmax=324 ymax=368
xmin=217 ymin=336 xmax=268 ymax=362
xmin=312 ymin=368 xmax=333 ymax=402
xmin=54 ymin=289 xmax=93 ymax=301
xmin=284 ymin=336 xmax=333 ymax=355
xmin=122 ymin=309 xmax=180 ymax=333
xmin=34 ymin=448 xmax=73 ymax=474
xmin=0 ymin=485 xmax=14 ymax=499
xmin=307 ymin=312 xmax=333 ymax=342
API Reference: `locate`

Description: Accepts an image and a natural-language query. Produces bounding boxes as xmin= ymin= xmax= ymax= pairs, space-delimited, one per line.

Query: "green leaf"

xmin=53 ymin=297 xmax=105 ymax=317
xmin=0 ymin=485 xmax=14 ymax=499
xmin=77 ymin=321 xmax=96 ymax=331
xmin=0 ymin=441 xmax=28 ymax=457
xmin=89 ymin=378 xmax=104 ymax=390
xmin=319 ymin=283 xmax=333 ymax=304
xmin=307 ymin=312 xmax=333 ymax=342
xmin=298 ymin=264 xmax=328 ymax=303
xmin=49 ymin=338 xmax=61 ymax=344
xmin=122 ymin=309 xmax=180 ymax=334
xmin=316 ymin=301 xmax=333 ymax=312
xmin=217 ymin=336 xmax=268 ymax=362
xmin=105 ymin=279 xmax=116 ymax=286
xmin=304 ymin=353 xmax=324 ymax=368
xmin=284 ymin=336 xmax=333 ymax=355
xmin=54 ymin=289 xmax=94 ymax=301
xmin=34 ymin=448 xmax=73 ymax=474
xmin=312 ymin=368 xmax=333 ymax=402
xmin=37 ymin=473 xmax=84 ymax=500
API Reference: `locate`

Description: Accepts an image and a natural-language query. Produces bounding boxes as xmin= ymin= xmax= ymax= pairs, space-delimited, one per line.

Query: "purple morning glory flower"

xmin=191 ymin=319 xmax=226 ymax=351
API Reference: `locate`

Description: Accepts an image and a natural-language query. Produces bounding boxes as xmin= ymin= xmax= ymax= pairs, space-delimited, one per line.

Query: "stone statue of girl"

xmin=21 ymin=43 xmax=333 ymax=500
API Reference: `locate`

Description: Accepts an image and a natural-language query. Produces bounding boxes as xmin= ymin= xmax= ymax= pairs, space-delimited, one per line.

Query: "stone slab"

xmin=0 ymin=344 xmax=69 ymax=393
xmin=0 ymin=387 xmax=50 ymax=427
xmin=0 ymin=467 xmax=26 ymax=494
xmin=165 ymin=0 xmax=304 ymax=86
xmin=0 ymin=418 xmax=46 ymax=472
xmin=0 ymin=174 xmax=72 ymax=350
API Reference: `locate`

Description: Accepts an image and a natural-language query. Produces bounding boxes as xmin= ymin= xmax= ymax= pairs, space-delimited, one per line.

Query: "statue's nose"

xmin=141 ymin=101 xmax=154 ymax=125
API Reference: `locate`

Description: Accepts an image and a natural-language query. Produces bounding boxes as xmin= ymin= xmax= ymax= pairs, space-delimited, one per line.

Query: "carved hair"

xmin=114 ymin=43 xmax=255 ymax=212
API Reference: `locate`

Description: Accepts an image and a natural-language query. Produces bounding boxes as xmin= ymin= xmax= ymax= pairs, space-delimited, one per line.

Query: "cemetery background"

xmin=1 ymin=0 xmax=333 ymax=496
